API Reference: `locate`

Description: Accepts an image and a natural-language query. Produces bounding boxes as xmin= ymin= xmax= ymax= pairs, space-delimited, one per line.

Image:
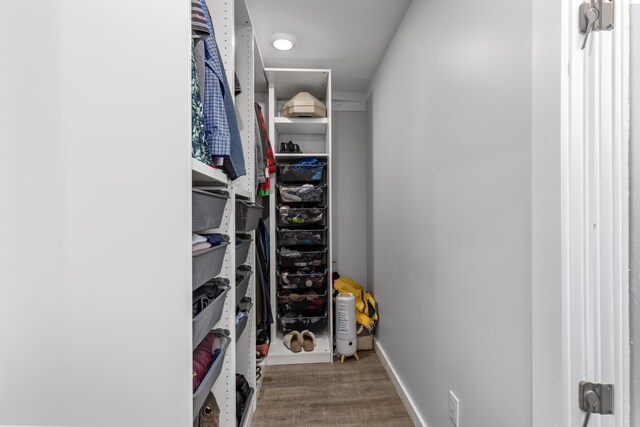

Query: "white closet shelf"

xmin=267 ymin=333 xmax=333 ymax=365
xmin=274 ymin=117 xmax=328 ymax=134
xmin=192 ymin=159 xmax=229 ymax=185
xmin=234 ymin=184 xmax=252 ymax=199
xmin=275 ymin=153 xmax=329 ymax=158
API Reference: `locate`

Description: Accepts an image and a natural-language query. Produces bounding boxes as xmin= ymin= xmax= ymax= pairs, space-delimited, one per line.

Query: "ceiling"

xmin=246 ymin=0 xmax=412 ymax=93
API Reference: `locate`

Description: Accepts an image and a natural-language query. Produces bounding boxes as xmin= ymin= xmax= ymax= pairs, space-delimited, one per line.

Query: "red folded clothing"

xmin=193 ymin=334 xmax=216 ymax=392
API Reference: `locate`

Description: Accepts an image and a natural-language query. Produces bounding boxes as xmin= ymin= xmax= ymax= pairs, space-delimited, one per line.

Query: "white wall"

xmin=0 ymin=1 xmax=192 ymax=426
xmin=630 ymin=5 xmax=640 ymax=425
xmin=367 ymin=0 xmax=533 ymax=425
xmin=332 ymin=111 xmax=368 ymax=285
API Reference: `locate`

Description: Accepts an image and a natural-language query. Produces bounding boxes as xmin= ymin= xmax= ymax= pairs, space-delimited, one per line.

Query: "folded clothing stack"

xmin=279 ymin=184 xmax=324 ymax=203
xmin=192 ymin=233 xmax=229 ymax=253
xmin=193 ymin=333 xmax=223 ymax=392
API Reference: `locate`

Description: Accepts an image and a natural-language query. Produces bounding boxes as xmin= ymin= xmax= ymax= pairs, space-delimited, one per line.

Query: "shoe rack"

xmin=266 ymin=68 xmax=334 ymax=365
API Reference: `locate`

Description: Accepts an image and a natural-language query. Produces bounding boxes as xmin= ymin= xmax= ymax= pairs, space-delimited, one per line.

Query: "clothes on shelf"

xmin=277 ymin=229 xmax=326 ymax=246
xmin=277 ymin=290 xmax=326 ymax=315
xmin=278 ymin=184 xmax=324 ymax=203
xmin=278 ymin=206 xmax=325 ymax=226
xmin=192 ymin=233 xmax=229 ymax=253
xmin=278 ymin=158 xmax=325 ymax=183
xmin=277 ymin=247 xmax=327 ymax=267
xmin=278 ymin=267 xmax=326 ymax=290
xmin=192 ymin=241 xmax=212 ymax=253
xmin=193 ymin=285 xmax=225 ymax=317
xmin=192 ymin=333 xmax=223 ymax=392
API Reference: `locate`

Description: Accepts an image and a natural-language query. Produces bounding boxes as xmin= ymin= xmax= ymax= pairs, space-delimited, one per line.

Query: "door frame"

xmin=562 ymin=0 xmax=631 ymax=425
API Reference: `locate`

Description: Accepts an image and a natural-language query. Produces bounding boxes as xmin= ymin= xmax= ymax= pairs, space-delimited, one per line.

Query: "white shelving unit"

xmin=266 ymin=68 xmax=333 ymax=365
xmin=274 ymin=117 xmax=329 ymax=134
xmin=191 ymin=0 xmax=265 ymax=425
xmin=192 ymin=159 xmax=230 ymax=184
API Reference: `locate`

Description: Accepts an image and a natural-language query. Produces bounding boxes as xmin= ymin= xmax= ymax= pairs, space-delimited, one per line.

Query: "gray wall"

xmin=332 ymin=111 xmax=368 ymax=285
xmin=366 ymin=0 xmax=533 ymax=425
xmin=631 ymin=5 xmax=640 ymax=426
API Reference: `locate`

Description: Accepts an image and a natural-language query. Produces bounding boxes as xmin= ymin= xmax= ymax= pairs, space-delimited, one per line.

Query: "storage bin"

xmin=236 ymin=200 xmax=263 ymax=232
xmin=238 ymin=388 xmax=255 ymax=427
xmin=235 ymin=234 xmax=252 ymax=265
xmin=193 ymin=329 xmax=231 ymax=419
xmin=192 ymin=241 xmax=229 ymax=291
xmin=277 ymin=184 xmax=325 ymax=204
xmin=192 ymin=190 xmax=229 ymax=232
xmin=278 ymin=161 xmax=325 ymax=183
xmin=278 ymin=206 xmax=325 ymax=227
xmin=277 ymin=268 xmax=327 ymax=290
xmin=277 ymin=228 xmax=327 ymax=246
xmin=235 ymin=299 xmax=253 ymax=339
xmin=277 ymin=290 xmax=327 ymax=315
xmin=236 ymin=266 xmax=253 ymax=302
xmin=277 ymin=248 xmax=327 ymax=268
xmin=277 ymin=312 xmax=327 ymax=333
xmin=192 ymin=280 xmax=230 ymax=350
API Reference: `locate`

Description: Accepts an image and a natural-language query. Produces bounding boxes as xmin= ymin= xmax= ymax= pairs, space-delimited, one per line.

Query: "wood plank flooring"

xmin=252 ymin=350 xmax=414 ymax=427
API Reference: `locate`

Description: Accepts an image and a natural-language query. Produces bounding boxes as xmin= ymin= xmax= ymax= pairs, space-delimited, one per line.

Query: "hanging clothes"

xmin=199 ymin=0 xmax=246 ymax=180
xmin=255 ymin=218 xmax=273 ymax=328
xmin=255 ymin=114 xmax=266 ymax=185
xmin=255 ymin=103 xmax=275 ymax=195
xmin=191 ymin=0 xmax=208 ymax=103
xmin=191 ymin=42 xmax=212 ymax=165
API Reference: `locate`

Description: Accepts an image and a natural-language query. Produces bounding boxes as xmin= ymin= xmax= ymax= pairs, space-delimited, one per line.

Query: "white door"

xmin=565 ymin=0 xmax=631 ymax=426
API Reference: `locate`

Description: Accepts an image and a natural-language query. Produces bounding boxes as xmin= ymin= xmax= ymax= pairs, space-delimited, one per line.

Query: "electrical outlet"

xmin=449 ymin=390 xmax=460 ymax=426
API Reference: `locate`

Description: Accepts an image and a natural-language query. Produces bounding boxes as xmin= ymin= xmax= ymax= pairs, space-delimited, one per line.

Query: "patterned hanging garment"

xmin=191 ymin=42 xmax=212 ymax=165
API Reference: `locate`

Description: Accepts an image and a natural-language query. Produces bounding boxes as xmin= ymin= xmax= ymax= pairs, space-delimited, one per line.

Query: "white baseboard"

xmin=374 ymin=339 xmax=428 ymax=427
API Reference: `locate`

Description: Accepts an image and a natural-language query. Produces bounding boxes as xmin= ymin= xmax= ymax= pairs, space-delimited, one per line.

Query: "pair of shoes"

xmin=283 ymin=330 xmax=316 ymax=353
xmin=279 ymin=140 xmax=302 ymax=153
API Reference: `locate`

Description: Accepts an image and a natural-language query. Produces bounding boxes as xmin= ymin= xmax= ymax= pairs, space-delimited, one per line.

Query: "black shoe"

xmin=280 ymin=142 xmax=287 ymax=153
xmin=293 ymin=144 xmax=302 ymax=153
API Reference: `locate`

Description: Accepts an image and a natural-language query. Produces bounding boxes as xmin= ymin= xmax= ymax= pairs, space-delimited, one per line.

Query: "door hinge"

xmin=579 ymin=0 xmax=614 ymax=49
xmin=579 ymin=381 xmax=614 ymax=415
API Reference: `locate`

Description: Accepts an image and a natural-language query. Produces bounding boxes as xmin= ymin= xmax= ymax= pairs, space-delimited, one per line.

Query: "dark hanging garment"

xmin=255 ymin=218 xmax=273 ymax=327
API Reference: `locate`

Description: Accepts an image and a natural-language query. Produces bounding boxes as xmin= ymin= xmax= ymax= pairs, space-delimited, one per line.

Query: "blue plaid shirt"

xmin=200 ymin=0 xmax=230 ymax=157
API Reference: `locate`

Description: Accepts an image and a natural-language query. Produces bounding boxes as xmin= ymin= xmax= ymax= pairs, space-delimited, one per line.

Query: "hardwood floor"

xmin=252 ymin=350 xmax=414 ymax=427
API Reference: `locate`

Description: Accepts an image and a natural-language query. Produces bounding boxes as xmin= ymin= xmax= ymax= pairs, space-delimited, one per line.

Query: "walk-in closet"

xmin=2 ymin=0 xmax=636 ymax=426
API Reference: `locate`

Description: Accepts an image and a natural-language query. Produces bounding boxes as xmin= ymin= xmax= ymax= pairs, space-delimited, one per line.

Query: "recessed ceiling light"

xmin=271 ymin=33 xmax=296 ymax=51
